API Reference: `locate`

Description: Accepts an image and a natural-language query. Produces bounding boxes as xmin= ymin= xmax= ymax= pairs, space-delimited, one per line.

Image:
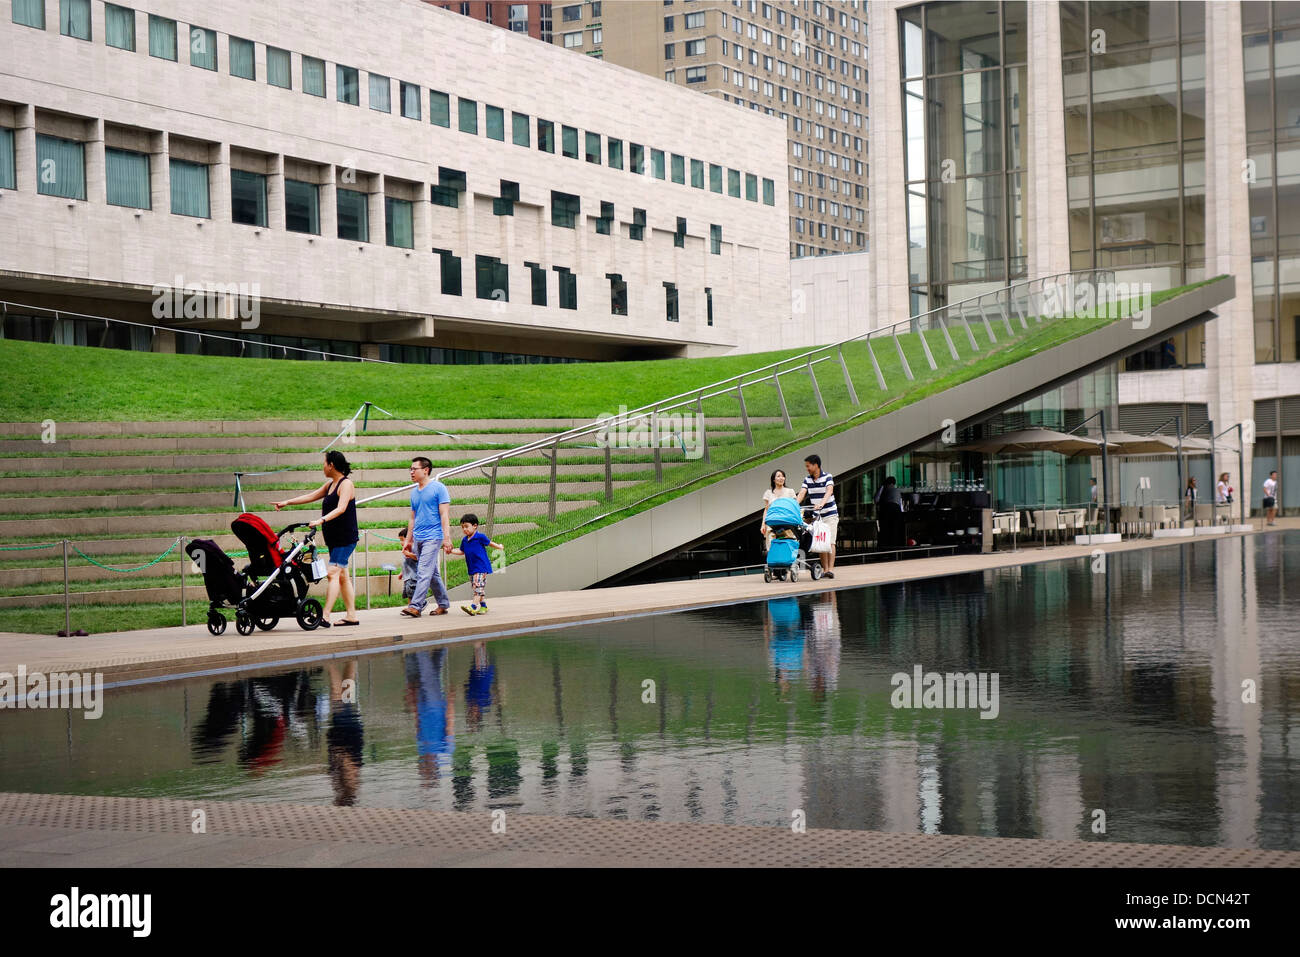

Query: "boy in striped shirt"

xmin=797 ymin=454 xmax=838 ymax=579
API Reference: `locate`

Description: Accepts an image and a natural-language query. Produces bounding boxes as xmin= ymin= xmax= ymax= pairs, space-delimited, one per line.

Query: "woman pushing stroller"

xmin=274 ymin=450 xmax=359 ymax=627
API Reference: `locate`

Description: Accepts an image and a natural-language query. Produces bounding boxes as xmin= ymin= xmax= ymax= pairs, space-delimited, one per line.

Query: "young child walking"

xmin=451 ymin=514 xmax=503 ymax=615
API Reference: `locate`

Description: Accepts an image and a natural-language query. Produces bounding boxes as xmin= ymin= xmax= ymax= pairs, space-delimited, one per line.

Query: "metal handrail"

xmin=422 ymin=268 xmax=1121 ymax=486
xmin=0 ymin=299 xmax=393 ymax=363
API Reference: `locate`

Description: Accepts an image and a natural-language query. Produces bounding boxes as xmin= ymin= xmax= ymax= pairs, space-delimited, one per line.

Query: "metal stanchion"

xmin=180 ymin=536 xmax=187 ymax=626
xmin=364 ymin=530 xmax=370 ymax=611
xmin=62 ymin=539 xmax=71 ymax=636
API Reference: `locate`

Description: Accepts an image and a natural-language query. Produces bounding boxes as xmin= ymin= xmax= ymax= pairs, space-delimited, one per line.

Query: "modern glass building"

xmin=870 ymin=0 xmax=1300 ymax=515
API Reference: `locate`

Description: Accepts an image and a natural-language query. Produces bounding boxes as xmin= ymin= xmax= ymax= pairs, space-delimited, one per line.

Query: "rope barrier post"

xmin=180 ymin=536 xmax=187 ymax=627
xmin=62 ymin=539 xmax=71 ymax=637
xmin=548 ymin=436 xmax=560 ymax=522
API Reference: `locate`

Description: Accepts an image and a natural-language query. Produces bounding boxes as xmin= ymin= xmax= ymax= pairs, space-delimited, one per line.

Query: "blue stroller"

xmin=762 ymin=497 xmax=824 ymax=583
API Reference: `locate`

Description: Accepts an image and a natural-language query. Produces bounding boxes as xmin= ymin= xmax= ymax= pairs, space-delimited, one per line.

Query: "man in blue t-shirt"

xmin=401 ymin=456 xmax=453 ymax=617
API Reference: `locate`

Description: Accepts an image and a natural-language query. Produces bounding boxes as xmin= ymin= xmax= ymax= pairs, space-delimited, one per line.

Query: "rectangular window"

xmin=105 ymin=4 xmax=134 ymax=51
xmin=665 ymin=43 xmax=675 ymax=59
xmin=686 ymin=66 xmax=707 ymax=83
xmin=706 ymin=287 xmax=713 ymax=326
xmin=336 ymin=187 xmax=367 ymax=241
xmin=670 ymin=153 xmax=685 ymax=184
xmin=595 ymin=199 xmax=614 ymax=235
xmin=608 ymin=274 xmax=627 ymax=316
xmin=710 ymin=223 xmax=722 ymax=254
xmin=431 ymin=167 xmax=465 ymax=208
xmin=458 ymin=97 xmax=478 ymax=133
xmin=551 ymin=190 xmax=580 ymax=228
xmin=630 ymin=142 xmax=644 ymax=174
xmin=727 ymin=168 xmax=741 ymax=197
xmin=266 ymin=46 xmax=290 ymax=87
xmin=562 ymin=4 xmax=581 ymax=21
xmin=369 ymin=73 xmax=391 ymax=112
xmin=36 ymin=134 xmax=86 ymax=199
xmin=674 ymin=216 xmax=686 ymax=248
xmin=400 ymin=82 xmax=420 ymax=119
xmin=664 ymin=14 xmax=674 ymax=31
xmin=231 ymin=169 xmax=268 ymax=227
xmin=494 ymin=179 xmax=518 ymax=217
xmin=430 ymin=90 xmax=450 ymax=127
xmin=629 ymin=207 xmax=646 ymax=241
xmin=512 ymin=112 xmax=530 ymax=147
xmin=436 ymin=249 xmax=462 ymax=296
xmin=585 ymin=131 xmax=600 ymax=164
xmin=336 ymin=65 xmax=358 ymax=103
xmin=385 ymin=196 xmax=414 ymax=248
xmin=685 ymin=38 xmax=705 ymax=56
xmin=147 ymin=14 xmax=175 ymax=60
xmin=564 ymin=31 xmax=581 ymax=47
xmin=284 ymin=178 xmax=320 ymax=234
xmin=554 ymin=267 xmax=577 ymax=310
xmin=60 ymin=0 xmax=90 ymax=39
xmin=664 ymin=282 xmax=679 ymax=322
xmin=690 ymin=158 xmax=704 ymax=188
xmin=105 ymin=148 xmax=149 ymax=209
xmin=526 ymin=262 xmax=547 ymax=306
xmin=486 ymin=105 xmax=505 ymax=140
xmin=762 ymin=177 xmax=775 ymax=205
xmin=562 ymin=125 xmax=579 ymax=158
xmin=537 ymin=118 xmax=555 ymax=152
xmin=0 ymin=128 xmax=15 ymax=190
xmin=607 ymin=137 xmax=623 ymax=170
xmin=229 ymin=36 xmax=255 ymax=79
xmin=12 ymin=0 xmax=44 ymax=29
xmin=745 ymin=173 xmax=758 ymax=201
xmin=303 ymin=56 xmax=325 ymax=96
xmin=651 ymin=149 xmax=665 ymax=179
xmin=168 ymin=158 xmax=208 ymax=217
xmin=476 ymin=256 xmax=509 ymax=302
xmin=685 ymin=11 xmax=704 ymax=28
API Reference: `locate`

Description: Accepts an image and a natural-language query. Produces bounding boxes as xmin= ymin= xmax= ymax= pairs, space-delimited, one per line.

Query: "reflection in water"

xmin=3 ymin=534 xmax=1300 ymax=849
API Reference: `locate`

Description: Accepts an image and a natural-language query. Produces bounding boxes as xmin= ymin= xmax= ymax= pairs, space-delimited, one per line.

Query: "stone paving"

xmin=0 ymin=521 xmax=1284 ymax=684
xmin=0 ymin=792 xmax=1295 ymax=868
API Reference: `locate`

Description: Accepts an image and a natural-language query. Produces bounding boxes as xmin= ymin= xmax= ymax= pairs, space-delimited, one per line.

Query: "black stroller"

xmin=187 ymin=513 xmax=328 ymax=636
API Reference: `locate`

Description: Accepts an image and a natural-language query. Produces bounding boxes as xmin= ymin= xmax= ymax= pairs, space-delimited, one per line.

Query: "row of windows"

xmin=792 ymin=141 xmax=866 ymax=169
xmin=792 ymin=219 xmax=864 ymax=245
xmin=722 ymin=11 xmax=867 ymax=64
xmin=720 ymin=44 xmax=868 ymax=92
xmin=790 ymin=192 xmax=865 ymax=223
xmin=725 ymin=0 xmax=867 ymax=34
xmin=11 ymin=0 xmax=777 ymax=210
xmin=723 ymin=68 xmax=868 ymax=126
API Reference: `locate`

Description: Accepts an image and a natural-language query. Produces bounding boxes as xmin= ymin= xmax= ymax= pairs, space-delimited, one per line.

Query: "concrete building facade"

xmin=0 ymin=0 xmax=796 ymax=361
xmin=867 ymin=0 xmax=1300 ymax=514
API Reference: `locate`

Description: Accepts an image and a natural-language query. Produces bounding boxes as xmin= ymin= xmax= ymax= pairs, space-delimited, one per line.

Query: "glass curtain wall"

xmin=1243 ymin=3 xmax=1300 ymax=364
xmin=1060 ymin=1 xmax=1206 ymax=369
xmin=899 ymin=1 xmax=1028 ymax=317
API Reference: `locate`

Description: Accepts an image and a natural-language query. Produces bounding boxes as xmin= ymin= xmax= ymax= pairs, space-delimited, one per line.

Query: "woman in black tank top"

xmin=273 ymin=450 xmax=359 ymax=626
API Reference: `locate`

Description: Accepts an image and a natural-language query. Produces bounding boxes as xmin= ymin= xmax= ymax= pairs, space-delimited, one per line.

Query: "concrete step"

xmin=0 ymin=416 xmax=780 ymax=438
xmin=0 ymin=481 xmax=636 ymax=515
xmin=0 ymin=445 xmax=688 ymax=472
xmin=0 ymin=507 xmax=556 ymax=538
xmin=0 ymin=463 xmax=657 ymax=492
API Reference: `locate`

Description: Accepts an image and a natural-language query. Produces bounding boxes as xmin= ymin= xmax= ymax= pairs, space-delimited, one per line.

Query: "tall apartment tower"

xmin=427 ymin=2 xmax=555 ymax=41
xmin=444 ymin=1 xmax=871 ymax=259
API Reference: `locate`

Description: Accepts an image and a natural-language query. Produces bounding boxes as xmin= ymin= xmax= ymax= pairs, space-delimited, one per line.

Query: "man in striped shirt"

xmin=797 ymin=454 xmax=838 ymax=579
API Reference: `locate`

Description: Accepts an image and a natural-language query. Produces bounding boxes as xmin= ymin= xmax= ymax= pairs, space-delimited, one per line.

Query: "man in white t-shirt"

xmin=1263 ymin=470 xmax=1279 ymax=526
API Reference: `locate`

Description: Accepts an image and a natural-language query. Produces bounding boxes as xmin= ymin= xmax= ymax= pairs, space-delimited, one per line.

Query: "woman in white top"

xmin=1216 ymin=473 xmax=1231 ymax=505
xmin=760 ymin=469 xmax=798 ymax=552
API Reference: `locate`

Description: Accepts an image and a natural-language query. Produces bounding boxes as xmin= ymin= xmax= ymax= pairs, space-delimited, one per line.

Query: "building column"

xmin=209 ymin=141 xmax=232 ymax=224
xmin=14 ymin=105 xmax=35 ymax=194
xmin=267 ymin=153 xmax=285 ymax=231
xmin=84 ymin=118 xmax=104 ymax=206
xmin=1025 ymin=0 xmax=1070 ymax=279
xmin=413 ymin=178 xmax=431 ymax=252
xmin=149 ymin=130 xmax=169 ymax=213
xmin=1204 ymin=1 xmax=1257 ymax=510
xmin=319 ymin=163 xmax=337 ymax=241
xmin=369 ymin=174 xmax=386 ymax=247
xmin=151 ymin=329 xmax=177 ymax=353
xmin=867 ymin=2 xmax=910 ymax=326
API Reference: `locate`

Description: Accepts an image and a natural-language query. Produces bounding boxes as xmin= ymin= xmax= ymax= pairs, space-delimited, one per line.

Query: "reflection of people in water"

xmin=465 ymin=642 xmax=496 ymax=734
xmin=191 ymin=672 xmax=310 ymax=773
xmin=404 ymin=649 xmax=455 ymax=785
xmin=325 ymin=661 xmax=364 ymax=806
xmin=806 ymin=592 xmax=842 ymax=703
xmin=764 ymin=597 xmax=805 ymax=700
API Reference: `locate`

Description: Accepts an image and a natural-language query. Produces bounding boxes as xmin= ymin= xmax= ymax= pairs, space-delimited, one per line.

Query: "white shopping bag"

xmin=809 ymin=519 xmax=832 ymax=554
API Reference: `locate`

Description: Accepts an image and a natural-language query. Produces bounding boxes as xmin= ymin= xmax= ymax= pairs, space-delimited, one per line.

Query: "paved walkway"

xmin=0 ymin=792 xmax=1294 ymax=868
xmin=0 ymin=521 xmax=1283 ymax=683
